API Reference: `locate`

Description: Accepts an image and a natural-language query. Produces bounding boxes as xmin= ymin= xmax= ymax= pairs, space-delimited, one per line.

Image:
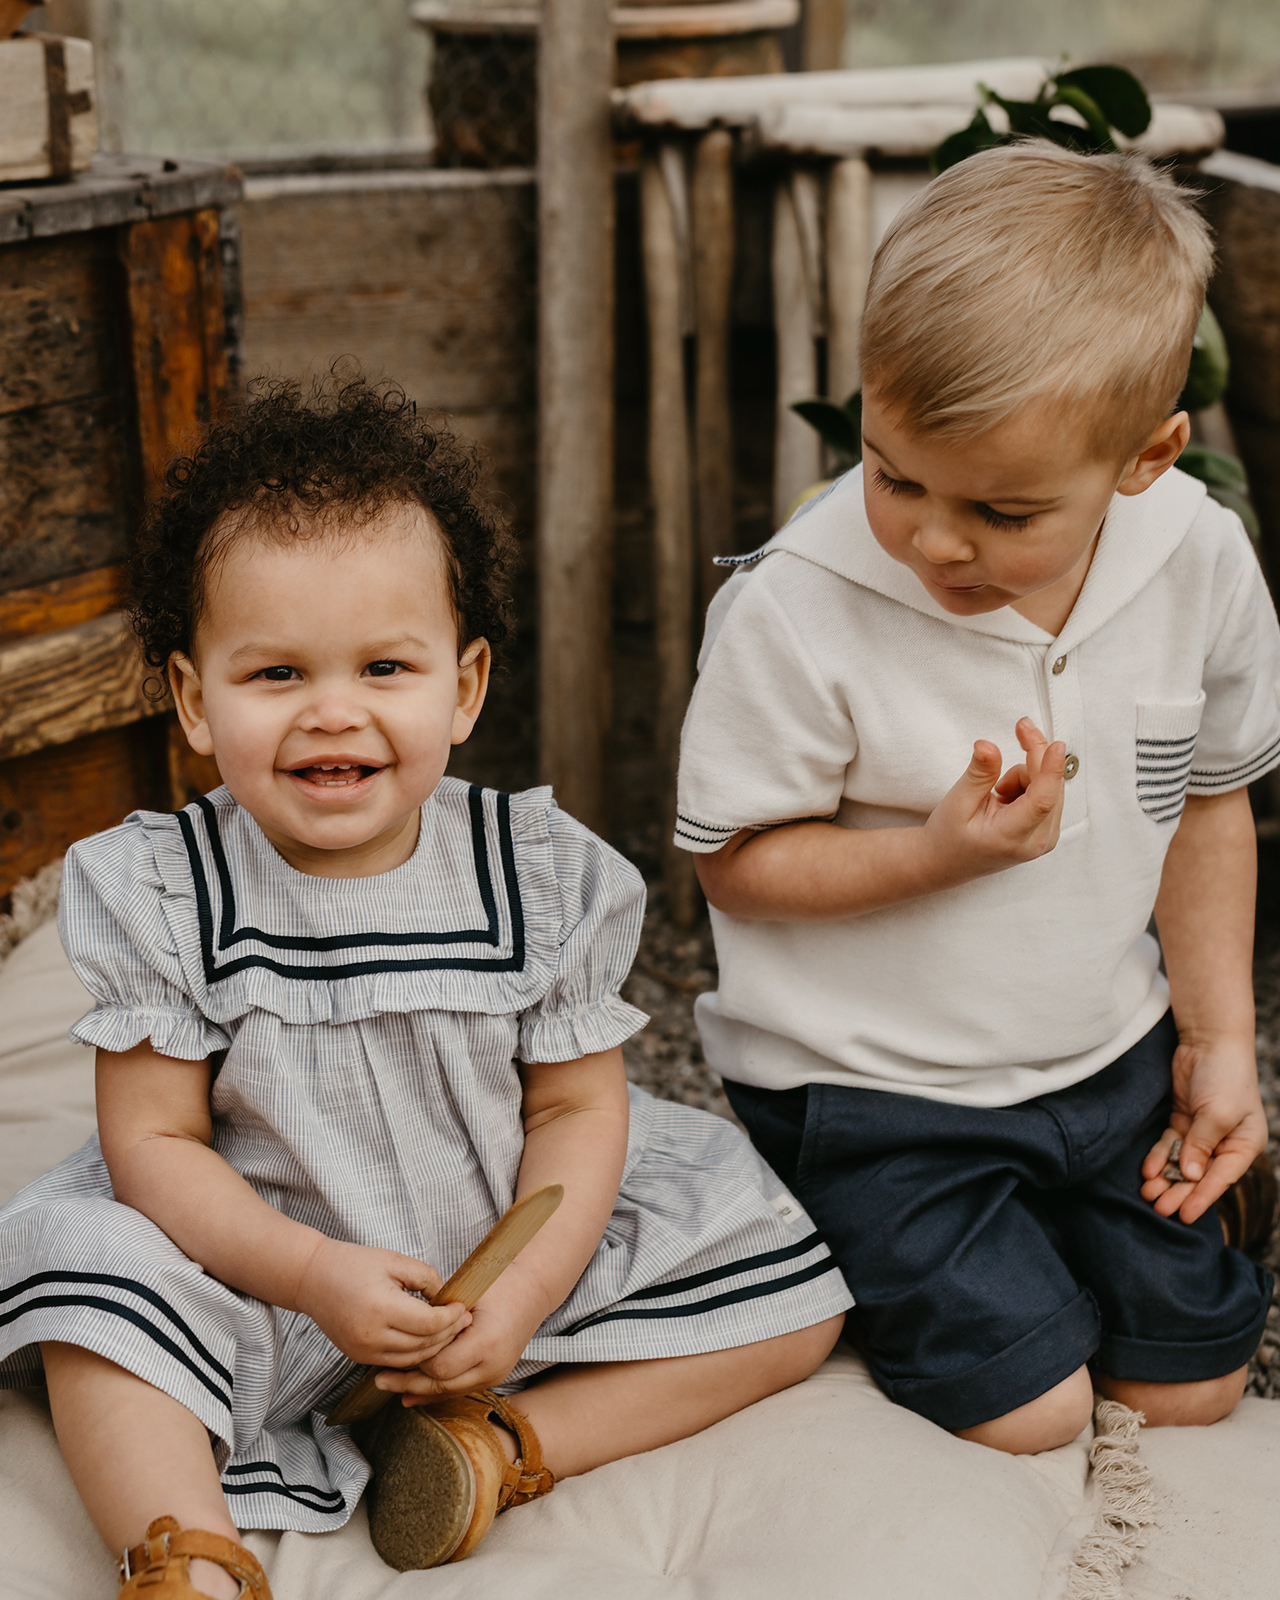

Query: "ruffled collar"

xmin=142 ymin=778 xmax=563 ymax=1025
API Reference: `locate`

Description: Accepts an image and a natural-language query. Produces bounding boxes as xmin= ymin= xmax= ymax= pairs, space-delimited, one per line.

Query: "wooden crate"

xmin=0 ymin=152 xmax=239 ymax=903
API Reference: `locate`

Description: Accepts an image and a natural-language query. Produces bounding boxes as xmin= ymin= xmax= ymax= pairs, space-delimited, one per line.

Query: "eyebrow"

xmin=863 ymin=436 xmax=1062 ymax=508
xmin=227 ymin=637 xmax=430 ymax=665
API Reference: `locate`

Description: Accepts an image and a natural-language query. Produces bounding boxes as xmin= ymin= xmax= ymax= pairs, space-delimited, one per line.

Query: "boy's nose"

xmin=912 ymin=523 xmax=975 ymax=566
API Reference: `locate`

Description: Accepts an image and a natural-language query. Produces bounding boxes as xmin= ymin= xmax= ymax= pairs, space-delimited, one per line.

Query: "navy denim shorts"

xmin=724 ymin=1013 xmax=1272 ymax=1432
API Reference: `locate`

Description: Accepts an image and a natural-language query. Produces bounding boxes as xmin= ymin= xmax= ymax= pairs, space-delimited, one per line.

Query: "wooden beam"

xmin=825 ymin=155 xmax=872 ymax=406
xmin=772 ymin=174 xmax=821 ymax=528
xmin=536 ymin=0 xmax=615 ymax=834
xmin=641 ymin=147 xmax=698 ymax=929
xmin=692 ymin=127 xmax=735 ymax=604
xmin=0 ymin=609 xmax=164 ymax=762
xmin=802 ymin=0 xmax=844 ymax=71
xmin=0 ymin=563 xmax=123 ymax=646
xmin=122 ymin=208 xmax=229 ymax=498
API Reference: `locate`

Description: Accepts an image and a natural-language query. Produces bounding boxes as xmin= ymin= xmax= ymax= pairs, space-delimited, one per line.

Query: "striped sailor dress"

xmin=0 ymin=778 xmax=851 ymax=1533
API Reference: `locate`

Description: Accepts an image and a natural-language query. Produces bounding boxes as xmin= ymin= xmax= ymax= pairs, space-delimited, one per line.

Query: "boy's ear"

xmin=1116 ymin=412 xmax=1192 ymax=498
xmin=452 ymin=638 xmax=491 ymax=746
xmin=169 ymin=653 xmax=215 ymax=757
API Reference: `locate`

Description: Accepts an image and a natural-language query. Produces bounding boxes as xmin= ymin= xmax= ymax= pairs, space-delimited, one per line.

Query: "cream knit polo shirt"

xmin=676 ymin=465 xmax=1280 ymax=1107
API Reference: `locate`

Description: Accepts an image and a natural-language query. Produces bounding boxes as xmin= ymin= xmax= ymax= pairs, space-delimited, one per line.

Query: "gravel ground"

xmin=621 ymin=888 xmax=1280 ymax=1401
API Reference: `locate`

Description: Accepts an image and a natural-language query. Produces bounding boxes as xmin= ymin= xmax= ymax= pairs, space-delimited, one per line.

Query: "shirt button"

xmin=1064 ymin=754 xmax=1080 ymax=780
xmin=1052 ymin=655 xmax=1067 ymax=674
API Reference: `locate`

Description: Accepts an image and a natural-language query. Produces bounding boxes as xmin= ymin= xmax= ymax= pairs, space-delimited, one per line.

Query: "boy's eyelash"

xmin=873 ymin=467 xmax=918 ymax=496
xmin=978 ymin=506 xmax=1034 ymax=531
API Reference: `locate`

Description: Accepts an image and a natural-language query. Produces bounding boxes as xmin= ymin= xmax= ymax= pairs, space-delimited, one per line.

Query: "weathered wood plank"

xmin=825 ymin=155 xmax=872 ymax=404
xmin=0 ymin=393 xmax=131 ymax=592
xmin=0 ymin=154 xmax=241 ymax=247
xmin=537 ymin=0 xmax=615 ymax=834
xmin=0 ymin=609 xmax=164 ymax=762
xmin=692 ymin=128 xmax=735 ymax=604
xmin=642 ymin=147 xmax=697 ymax=928
xmin=0 ymin=229 xmax=125 ymax=418
xmin=0 ymin=718 xmax=168 ymax=901
xmin=772 ymin=175 xmax=821 ymax=527
xmin=123 ymin=208 xmax=229 ymax=496
xmin=0 ymin=562 xmax=123 ymax=646
xmin=237 ymin=181 xmax=537 ymax=413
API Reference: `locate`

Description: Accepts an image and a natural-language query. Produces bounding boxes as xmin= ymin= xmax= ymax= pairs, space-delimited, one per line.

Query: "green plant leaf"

xmin=1055 ymin=65 xmax=1151 ymax=138
xmin=791 ymin=400 xmax=859 ymax=458
xmin=1177 ymin=304 xmax=1230 ymax=412
xmin=931 ymin=108 xmax=1001 ymax=175
xmin=1177 ymin=443 xmax=1247 ymax=493
xmin=1050 ymin=84 xmax=1117 ymax=153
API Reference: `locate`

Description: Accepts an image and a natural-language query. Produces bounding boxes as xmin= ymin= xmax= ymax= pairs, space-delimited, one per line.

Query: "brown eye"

xmin=257 ymin=665 xmax=297 ymax=681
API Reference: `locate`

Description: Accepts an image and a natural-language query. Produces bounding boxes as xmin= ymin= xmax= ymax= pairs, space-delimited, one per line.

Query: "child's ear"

xmin=452 ymin=639 xmax=491 ymax=746
xmin=169 ymin=653 xmax=215 ymax=757
xmin=1116 ymin=412 xmax=1192 ymax=497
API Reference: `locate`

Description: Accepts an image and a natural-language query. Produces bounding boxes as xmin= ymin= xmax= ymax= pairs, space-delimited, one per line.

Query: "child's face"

xmin=170 ymin=502 xmax=489 ymax=877
xmin=860 ymin=393 xmax=1188 ymax=633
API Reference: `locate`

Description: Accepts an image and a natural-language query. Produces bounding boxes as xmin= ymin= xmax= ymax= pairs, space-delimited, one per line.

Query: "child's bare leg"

xmin=955 ymin=1365 xmax=1095 ymax=1455
xmin=42 ymin=1342 xmax=241 ymax=1600
xmin=1096 ymin=1365 xmax=1247 ymax=1426
xmin=501 ymin=1315 xmax=842 ymax=1479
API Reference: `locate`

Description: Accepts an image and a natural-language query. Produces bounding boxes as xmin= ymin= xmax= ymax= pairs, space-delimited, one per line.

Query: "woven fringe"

xmin=1065 ymin=1399 xmax=1158 ymax=1600
xmin=0 ymin=857 xmax=63 ymax=964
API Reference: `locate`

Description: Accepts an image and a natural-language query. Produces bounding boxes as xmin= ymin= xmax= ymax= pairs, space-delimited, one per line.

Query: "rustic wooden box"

xmin=0 ymin=31 xmax=97 ymax=183
xmin=0 ymin=153 xmax=240 ymax=903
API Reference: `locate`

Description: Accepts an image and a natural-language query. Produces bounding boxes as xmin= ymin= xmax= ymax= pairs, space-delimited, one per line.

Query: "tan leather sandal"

xmin=118 ymin=1517 xmax=272 ymax=1598
xmin=366 ymin=1388 xmax=554 ymax=1571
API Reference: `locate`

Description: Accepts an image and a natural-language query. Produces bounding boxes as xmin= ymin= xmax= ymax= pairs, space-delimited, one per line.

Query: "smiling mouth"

xmin=286 ymin=761 xmax=384 ymax=789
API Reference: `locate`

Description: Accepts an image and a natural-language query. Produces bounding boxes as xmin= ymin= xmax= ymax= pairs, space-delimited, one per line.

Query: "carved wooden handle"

xmin=325 ymin=1183 xmax=564 ymax=1427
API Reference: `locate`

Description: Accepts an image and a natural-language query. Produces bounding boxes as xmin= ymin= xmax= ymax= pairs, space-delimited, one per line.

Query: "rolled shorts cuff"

xmin=878 ymin=1290 xmax=1101 ymax=1433
xmin=1095 ymin=1269 xmax=1273 ymax=1384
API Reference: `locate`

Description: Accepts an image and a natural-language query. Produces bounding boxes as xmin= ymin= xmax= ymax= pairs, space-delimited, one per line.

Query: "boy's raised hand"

xmin=924 ymin=718 xmax=1066 ymax=880
xmin=294 ymin=1236 xmax=470 ymax=1368
xmin=1140 ymin=1035 xmax=1269 ymax=1224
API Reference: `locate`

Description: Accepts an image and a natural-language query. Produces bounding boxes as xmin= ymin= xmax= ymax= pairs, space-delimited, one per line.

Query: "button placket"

xmin=1045 ymin=648 xmax=1087 ymax=826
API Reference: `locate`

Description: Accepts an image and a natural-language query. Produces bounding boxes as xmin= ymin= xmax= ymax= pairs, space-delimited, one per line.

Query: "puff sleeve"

xmin=517 ymin=806 xmax=649 ymax=1063
xmin=58 ymin=817 xmax=231 ymax=1061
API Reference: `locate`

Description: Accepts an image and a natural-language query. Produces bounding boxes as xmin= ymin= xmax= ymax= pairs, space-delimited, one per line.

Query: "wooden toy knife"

xmin=325 ymin=1182 xmax=564 ymax=1427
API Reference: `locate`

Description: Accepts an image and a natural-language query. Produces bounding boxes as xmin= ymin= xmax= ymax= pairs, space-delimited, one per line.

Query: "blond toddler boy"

xmin=677 ymin=142 xmax=1279 ymax=1454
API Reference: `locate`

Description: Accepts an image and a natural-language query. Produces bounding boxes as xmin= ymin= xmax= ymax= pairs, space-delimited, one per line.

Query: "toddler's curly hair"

xmin=130 ymin=374 xmax=519 ymax=672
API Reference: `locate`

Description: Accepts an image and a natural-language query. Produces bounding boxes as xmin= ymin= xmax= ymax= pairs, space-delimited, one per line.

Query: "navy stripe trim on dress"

xmin=0 ymin=1296 xmax=232 ymax=1411
xmin=560 ymin=1256 xmax=841 ymax=1336
xmin=223 ymin=1462 xmax=346 ymax=1512
xmin=623 ymin=1232 xmax=825 ymax=1300
xmin=176 ymin=788 xmax=526 ymax=983
xmin=0 ymin=1270 xmax=234 ymax=1387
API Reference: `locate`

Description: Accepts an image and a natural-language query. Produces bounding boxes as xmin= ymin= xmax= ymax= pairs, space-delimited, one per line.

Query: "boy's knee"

xmin=1096 ymin=1365 xmax=1248 ymax=1427
xmin=954 ymin=1365 xmax=1095 ymax=1455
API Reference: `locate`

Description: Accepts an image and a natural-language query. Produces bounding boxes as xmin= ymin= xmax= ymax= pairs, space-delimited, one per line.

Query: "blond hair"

xmin=859 ymin=141 xmax=1213 ymax=457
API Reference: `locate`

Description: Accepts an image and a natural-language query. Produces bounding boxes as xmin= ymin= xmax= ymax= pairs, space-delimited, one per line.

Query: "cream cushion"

xmin=1 ymin=916 xmax=1278 ymax=1599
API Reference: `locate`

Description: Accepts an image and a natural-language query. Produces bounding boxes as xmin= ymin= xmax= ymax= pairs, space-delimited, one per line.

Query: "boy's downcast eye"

xmin=872 ymin=467 xmax=920 ymax=497
xmin=256 ymin=665 xmax=298 ymax=682
xmin=977 ymin=506 xmax=1034 ymax=532
xmin=365 ymin=660 xmax=405 ymax=677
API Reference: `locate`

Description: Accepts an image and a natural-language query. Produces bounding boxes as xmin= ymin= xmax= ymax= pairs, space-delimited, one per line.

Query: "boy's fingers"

xmin=394 ymin=1257 xmax=444 ymax=1299
xmin=1015 ymin=718 xmax=1049 ymax=777
xmin=961 ymin=741 xmax=1002 ymax=790
xmin=1141 ymin=1127 xmax=1182 ymax=1182
xmin=1175 ymin=1148 xmax=1255 ymax=1224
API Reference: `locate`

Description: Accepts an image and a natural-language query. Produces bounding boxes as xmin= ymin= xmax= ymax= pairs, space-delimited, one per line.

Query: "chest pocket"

xmin=1135 ymin=694 xmax=1205 ymax=823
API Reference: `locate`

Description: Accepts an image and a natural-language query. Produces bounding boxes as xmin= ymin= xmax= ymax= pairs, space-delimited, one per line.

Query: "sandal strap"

xmin=121 ymin=1517 xmax=268 ymax=1594
xmin=473 ymin=1389 xmax=556 ymax=1510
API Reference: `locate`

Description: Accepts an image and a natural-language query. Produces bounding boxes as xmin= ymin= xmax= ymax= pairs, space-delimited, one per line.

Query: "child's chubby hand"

xmin=922 ymin=717 xmax=1066 ymax=882
xmin=293 ymin=1236 xmax=471 ymax=1368
xmin=1140 ymin=1033 xmax=1269 ymax=1225
xmin=371 ymin=1292 xmax=541 ymax=1404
